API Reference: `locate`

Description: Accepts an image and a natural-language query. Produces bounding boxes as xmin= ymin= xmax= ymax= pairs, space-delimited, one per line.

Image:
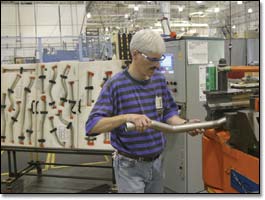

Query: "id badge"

xmin=155 ymin=96 xmax=163 ymax=116
xmin=155 ymin=96 xmax=163 ymax=109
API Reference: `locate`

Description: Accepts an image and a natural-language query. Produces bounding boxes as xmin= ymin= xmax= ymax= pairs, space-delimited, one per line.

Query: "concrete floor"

xmin=1 ymin=151 xmax=114 ymax=193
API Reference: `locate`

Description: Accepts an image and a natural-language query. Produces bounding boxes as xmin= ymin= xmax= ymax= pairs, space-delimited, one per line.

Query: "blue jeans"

xmin=113 ymin=152 xmax=163 ymax=193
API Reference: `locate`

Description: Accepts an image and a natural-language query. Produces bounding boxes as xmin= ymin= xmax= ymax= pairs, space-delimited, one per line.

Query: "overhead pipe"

xmin=126 ymin=117 xmax=227 ymax=133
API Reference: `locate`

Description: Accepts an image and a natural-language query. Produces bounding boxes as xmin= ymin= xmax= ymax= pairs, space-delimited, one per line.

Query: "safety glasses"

xmin=139 ymin=51 xmax=165 ymax=62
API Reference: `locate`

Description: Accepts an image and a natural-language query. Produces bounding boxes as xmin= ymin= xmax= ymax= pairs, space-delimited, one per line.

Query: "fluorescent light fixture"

xmin=214 ymin=7 xmax=220 ymax=13
xmin=196 ymin=1 xmax=203 ymax=4
xmin=124 ymin=14 xmax=129 ymax=18
xmin=232 ymin=25 xmax=236 ymax=29
xmin=248 ymin=8 xmax=253 ymax=13
xmin=237 ymin=1 xmax=243 ymax=4
xmin=105 ymin=27 xmax=109 ymax=32
xmin=189 ymin=11 xmax=204 ymax=16
xmin=134 ymin=6 xmax=139 ymax=11
xmin=178 ymin=6 xmax=184 ymax=12
xmin=86 ymin=12 xmax=91 ymax=18
xmin=155 ymin=21 xmax=208 ymax=28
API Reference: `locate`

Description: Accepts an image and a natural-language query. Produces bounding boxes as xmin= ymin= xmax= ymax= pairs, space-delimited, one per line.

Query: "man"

xmin=85 ymin=29 xmax=203 ymax=193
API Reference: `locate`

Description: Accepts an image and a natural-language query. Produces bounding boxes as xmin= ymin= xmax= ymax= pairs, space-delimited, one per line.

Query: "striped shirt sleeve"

xmin=162 ymin=78 xmax=179 ymax=122
xmin=85 ymin=81 xmax=114 ymax=135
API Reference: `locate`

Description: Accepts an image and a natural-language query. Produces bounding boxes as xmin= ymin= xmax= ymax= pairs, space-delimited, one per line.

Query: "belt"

xmin=118 ymin=151 xmax=160 ymax=162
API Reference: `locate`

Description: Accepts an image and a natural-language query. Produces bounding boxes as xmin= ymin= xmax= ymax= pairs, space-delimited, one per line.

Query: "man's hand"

xmin=186 ymin=119 xmax=205 ymax=136
xmin=126 ymin=114 xmax=152 ymax=132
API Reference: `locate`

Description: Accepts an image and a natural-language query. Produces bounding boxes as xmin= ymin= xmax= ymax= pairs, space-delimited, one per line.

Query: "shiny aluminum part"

xmin=125 ymin=117 xmax=227 ymax=133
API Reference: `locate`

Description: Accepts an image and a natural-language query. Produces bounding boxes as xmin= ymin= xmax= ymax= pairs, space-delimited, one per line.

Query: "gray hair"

xmin=130 ymin=29 xmax=166 ymax=55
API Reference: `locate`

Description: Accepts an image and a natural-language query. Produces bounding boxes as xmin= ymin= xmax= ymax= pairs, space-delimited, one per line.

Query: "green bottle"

xmin=206 ymin=61 xmax=217 ymax=91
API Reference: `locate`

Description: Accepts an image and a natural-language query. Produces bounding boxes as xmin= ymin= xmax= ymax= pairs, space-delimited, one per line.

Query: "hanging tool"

xmin=9 ymin=101 xmax=21 ymax=143
xmin=59 ymin=65 xmax=71 ymax=106
xmin=85 ymin=71 xmax=94 ymax=106
xmin=39 ymin=65 xmax=46 ymax=94
xmin=7 ymin=74 xmax=22 ymax=112
xmin=1 ymin=93 xmax=7 ymax=142
xmin=48 ymin=65 xmax=58 ymax=109
xmin=38 ymin=95 xmax=47 ymax=147
xmin=19 ymin=76 xmax=35 ymax=144
xmin=68 ymin=81 xmax=76 ymax=119
xmin=57 ymin=110 xmax=74 ymax=148
xmin=48 ymin=116 xmax=66 ymax=147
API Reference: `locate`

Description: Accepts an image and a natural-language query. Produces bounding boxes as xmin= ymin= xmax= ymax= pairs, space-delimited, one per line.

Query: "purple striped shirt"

xmin=85 ymin=69 xmax=178 ymax=157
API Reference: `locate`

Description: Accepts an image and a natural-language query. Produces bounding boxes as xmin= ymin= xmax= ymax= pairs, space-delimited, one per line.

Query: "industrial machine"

xmin=162 ymin=37 xmax=224 ymax=193
xmin=126 ymin=61 xmax=260 ymax=193
xmin=202 ymin=61 xmax=259 ymax=193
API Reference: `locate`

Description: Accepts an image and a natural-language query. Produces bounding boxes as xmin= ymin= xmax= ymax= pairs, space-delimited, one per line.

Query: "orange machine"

xmin=203 ymin=91 xmax=259 ymax=193
xmin=203 ymin=129 xmax=259 ymax=193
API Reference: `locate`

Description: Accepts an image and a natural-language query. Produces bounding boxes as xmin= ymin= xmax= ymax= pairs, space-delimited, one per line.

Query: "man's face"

xmin=133 ymin=51 xmax=164 ymax=77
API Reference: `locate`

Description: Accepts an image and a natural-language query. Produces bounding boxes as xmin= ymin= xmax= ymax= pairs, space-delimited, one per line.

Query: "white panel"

xmin=78 ymin=60 xmax=123 ymax=150
xmin=35 ymin=61 xmax=79 ymax=149
xmin=1 ymin=64 xmax=37 ymax=147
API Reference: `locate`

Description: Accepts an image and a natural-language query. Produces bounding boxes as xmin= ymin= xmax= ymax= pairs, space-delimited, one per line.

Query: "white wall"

xmin=1 ymin=3 xmax=85 ymax=37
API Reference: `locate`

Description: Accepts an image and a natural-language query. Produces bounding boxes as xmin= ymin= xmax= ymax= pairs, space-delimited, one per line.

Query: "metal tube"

xmin=126 ymin=117 xmax=227 ymax=133
xmin=60 ymin=65 xmax=70 ymax=106
xmin=48 ymin=116 xmax=65 ymax=147
xmin=8 ymin=74 xmax=22 ymax=112
xmin=10 ymin=101 xmax=21 ymax=143
xmin=1 ymin=93 xmax=7 ymax=142
xmin=48 ymin=65 xmax=57 ymax=109
xmin=19 ymin=77 xmax=35 ymax=144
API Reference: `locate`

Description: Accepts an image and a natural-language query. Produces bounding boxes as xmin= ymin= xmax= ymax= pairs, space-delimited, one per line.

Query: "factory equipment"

xmin=202 ymin=61 xmax=259 ymax=193
xmin=162 ymin=37 xmax=225 ymax=193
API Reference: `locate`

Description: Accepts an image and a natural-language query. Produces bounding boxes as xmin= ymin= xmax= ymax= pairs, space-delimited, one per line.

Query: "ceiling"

xmin=1 ymin=1 xmax=259 ymax=33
